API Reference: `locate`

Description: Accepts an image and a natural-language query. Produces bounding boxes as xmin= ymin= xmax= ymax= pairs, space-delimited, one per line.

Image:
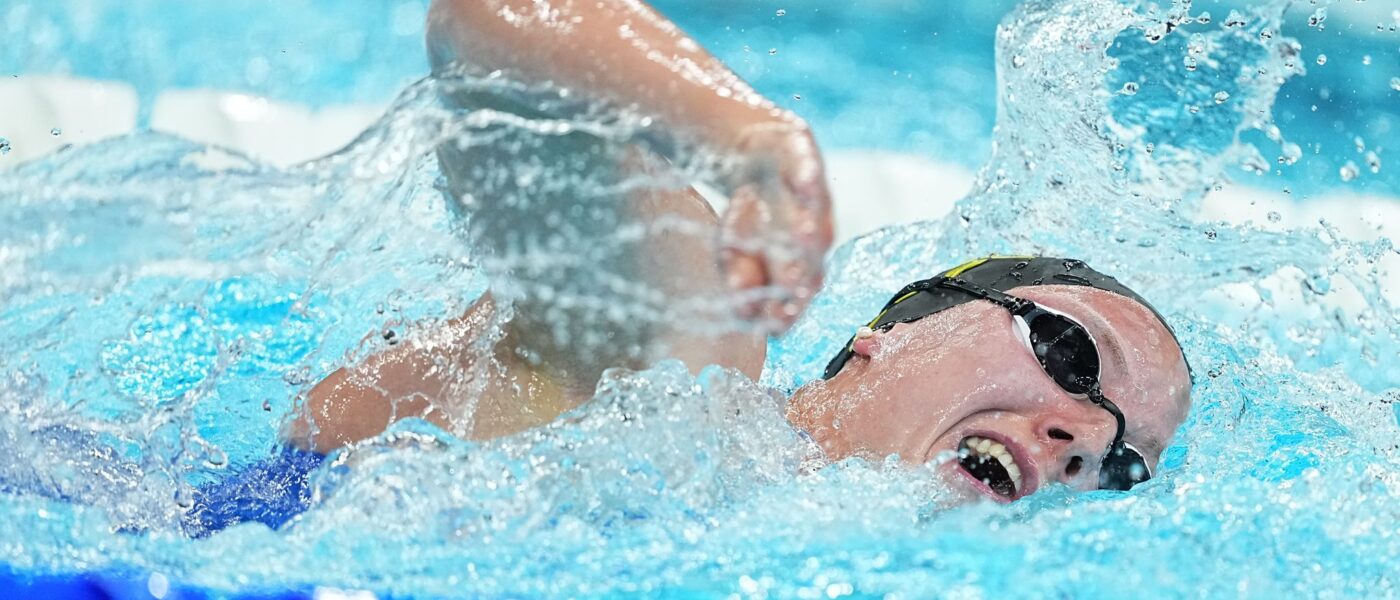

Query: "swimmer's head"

xmin=786 ymin=258 xmax=1191 ymax=504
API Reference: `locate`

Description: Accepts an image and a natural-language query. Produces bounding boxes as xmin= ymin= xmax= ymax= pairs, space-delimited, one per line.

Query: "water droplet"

xmin=1197 ymin=11 xmax=1212 ymax=25
xmin=1308 ymin=8 xmax=1327 ymax=28
xmin=1354 ymin=136 xmax=1367 ymax=153
xmin=50 ymin=127 xmax=61 ymax=136
xmin=792 ymin=94 xmax=802 ymax=100
xmin=1363 ymin=55 xmax=1372 ymax=66
xmin=1391 ymin=78 xmax=1400 ymax=92
xmin=206 ymin=447 xmax=228 ymax=468
xmin=0 ymin=138 xmax=10 ymax=155
xmin=174 ymin=486 xmax=195 ymax=510
xmin=1214 ymin=91 xmax=1230 ymax=104
xmin=1316 ymin=54 xmax=1327 ymax=66
xmin=1184 ymin=56 xmax=1198 ymax=71
xmin=1223 ymin=11 xmax=1247 ymax=28
xmin=768 ymin=48 xmax=778 ymax=55
xmin=1366 ymin=151 xmax=1382 ymax=174
xmin=262 ymin=399 xmax=273 ymax=411
xmin=1012 ymin=54 xmax=1027 ymax=69
xmin=1120 ymin=82 xmax=1139 ymax=95
xmin=775 ymin=8 xmax=786 ymax=17
xmin=1278 ymin=143 xmax=1302 ymax=165
xmin=1340 ymin=162 xmax=1360 ymax=182
xmin=1188 ymin=104 xmax=1201 ymax=114
xmin=1204 ymin=228 xmax=1218 ymax=240
xmin=1267 ymin=211 xmax=1282 ymax=223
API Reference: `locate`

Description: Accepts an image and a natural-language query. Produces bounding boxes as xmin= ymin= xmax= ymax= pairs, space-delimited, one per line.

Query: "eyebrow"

xmin=1088 ymin=314 xmax=1160 ymax=451
xmin=1095 ymin=322 xmax=1131 ymax=380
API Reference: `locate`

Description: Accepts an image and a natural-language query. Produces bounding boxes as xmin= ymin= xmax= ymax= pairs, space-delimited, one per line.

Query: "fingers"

xmin=711 ymin=116 xmax=835 ymax=334
xmin=766 ymin=127 xmax=833 ymax=331
xmin=717 ymin=127 xmax=835 ymax=334
xmin=719 ymin=184 xmax=769 ymax=323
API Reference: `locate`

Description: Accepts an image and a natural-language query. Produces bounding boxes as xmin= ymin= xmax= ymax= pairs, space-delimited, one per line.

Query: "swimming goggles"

xmin=856 ymin=276 xmax=1153 ymax=490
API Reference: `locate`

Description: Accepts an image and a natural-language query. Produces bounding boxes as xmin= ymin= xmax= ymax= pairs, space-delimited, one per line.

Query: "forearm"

xmin=425 ymin=0 xmax=798 ymax=149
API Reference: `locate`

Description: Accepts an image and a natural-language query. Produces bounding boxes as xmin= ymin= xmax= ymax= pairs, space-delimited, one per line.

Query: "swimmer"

xmin=284 ymin=0 xmax=1191 ymax=507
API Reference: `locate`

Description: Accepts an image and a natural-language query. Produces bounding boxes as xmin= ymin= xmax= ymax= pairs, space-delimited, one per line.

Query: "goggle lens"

xmin=1025 ymin=313 xmax=1100 ymax=396
xmin=1098 ymin=442 xmax=1152 ymax=490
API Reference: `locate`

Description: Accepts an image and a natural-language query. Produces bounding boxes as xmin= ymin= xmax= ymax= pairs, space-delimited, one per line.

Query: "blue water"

xmin=2 ymin=0 xmax=1399 ymax=598
xmin=4 ymin=0 xmax=1397 ymax=197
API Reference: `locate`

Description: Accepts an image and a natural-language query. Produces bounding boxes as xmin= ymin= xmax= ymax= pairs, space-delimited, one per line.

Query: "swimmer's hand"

xmin=719 ymin=119 xmax=833 ymax=332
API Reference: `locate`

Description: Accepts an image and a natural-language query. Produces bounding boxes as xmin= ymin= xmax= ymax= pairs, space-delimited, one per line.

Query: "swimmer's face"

xmin=786 ymin=285 xmax=1191 ymax=504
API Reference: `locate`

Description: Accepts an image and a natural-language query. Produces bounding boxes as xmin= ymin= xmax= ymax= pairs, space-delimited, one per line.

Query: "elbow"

xmin=425 ymin=0 xmax=463 ymax=72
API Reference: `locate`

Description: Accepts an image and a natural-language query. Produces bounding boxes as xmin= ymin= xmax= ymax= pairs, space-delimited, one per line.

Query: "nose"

xmin=1035 ymin=406 xmax=1119 ymax=488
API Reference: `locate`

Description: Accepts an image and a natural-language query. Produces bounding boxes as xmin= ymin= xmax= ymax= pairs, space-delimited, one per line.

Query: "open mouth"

xmin=957 ymin=435 xmax=1023 ymax=499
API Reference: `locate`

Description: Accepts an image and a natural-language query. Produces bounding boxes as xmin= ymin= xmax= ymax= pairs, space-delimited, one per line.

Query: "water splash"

xmin=1 ymin=0 xmax=1398 ymax=597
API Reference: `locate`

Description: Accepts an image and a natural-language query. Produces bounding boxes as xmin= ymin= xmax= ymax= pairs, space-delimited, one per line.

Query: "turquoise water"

xmin=2 ymin=0 xmax=1399 ymax=597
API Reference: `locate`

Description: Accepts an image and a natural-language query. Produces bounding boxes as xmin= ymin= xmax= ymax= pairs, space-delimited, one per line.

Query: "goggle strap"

xmin=1089 ymin=389 xmax=1127 ymax=447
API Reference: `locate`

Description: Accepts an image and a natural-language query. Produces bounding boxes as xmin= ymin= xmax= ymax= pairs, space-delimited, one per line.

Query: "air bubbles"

xmin=0 ymin=137 xmax=10 ymax=155
xmin=1362 ymin=55 xmax=1372 ymax=66
xmin=1214 ymin=91 xmax=1231 ymax=104
xmin=775 ymin=8 xmax=786 ymax=17
xmin=1340 ymin=162 xmax=1360 ymax=182
xmin=1365 ymin=151 xmax=1381 ymax=174
xmin=1278 ymin=143 xmax=1302 ymax=165
xmin=1267 ymin=211 xmax=1282 ymax=223
xmin=1223 ymin=10 xmax=1247 ymax=28
xmin=1197 ymin=11 xmax=1211 ymax=25
xmin=1316 ymin=54 xmax=1327 ymax=66
xmin=50 ymin=127 xmax=62 ymax=137
xmin=1120 ymin=81 xmax=1139 ymax=95
xmin=792 ymin=94 xmax=802 ymax=100
xmin=1390 ymin=77 xmax=1400 ymax=92
xmin=1012 ymin=54 xmax=1027 ymax=69
xmin=1204 ymin=228 xmax=1218 ymax=240
xmin=768 ymin=48 xmax=778 ymax=55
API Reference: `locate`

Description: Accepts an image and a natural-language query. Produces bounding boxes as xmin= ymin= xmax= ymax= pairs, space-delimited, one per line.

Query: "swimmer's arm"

xmin=426 ymin=0 xmax=781 ymax=153
xmin=426 ymin=0 xmax=833 ymax=327
xmin=288 ymin=295 xmax=556 ymax=451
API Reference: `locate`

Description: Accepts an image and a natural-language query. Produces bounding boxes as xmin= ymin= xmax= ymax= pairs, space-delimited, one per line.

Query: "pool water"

xmin=2 ymin=0 xmax=1399 ymax=597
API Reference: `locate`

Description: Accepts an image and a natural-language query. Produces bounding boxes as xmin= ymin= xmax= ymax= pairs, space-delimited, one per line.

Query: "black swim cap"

xmin=821 ymin=256 xmax=1180 ymax=379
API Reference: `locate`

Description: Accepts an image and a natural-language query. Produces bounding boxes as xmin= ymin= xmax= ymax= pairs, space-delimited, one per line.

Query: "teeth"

xmin=960 ymin=436 xmax=1024 ymax=496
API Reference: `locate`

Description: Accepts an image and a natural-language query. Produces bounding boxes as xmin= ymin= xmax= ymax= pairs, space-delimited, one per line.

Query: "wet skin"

xmin=296 ymin=1 xmax=1188 ymax=508
xmin=785 ymin=285 xmax=1192 ymax=504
